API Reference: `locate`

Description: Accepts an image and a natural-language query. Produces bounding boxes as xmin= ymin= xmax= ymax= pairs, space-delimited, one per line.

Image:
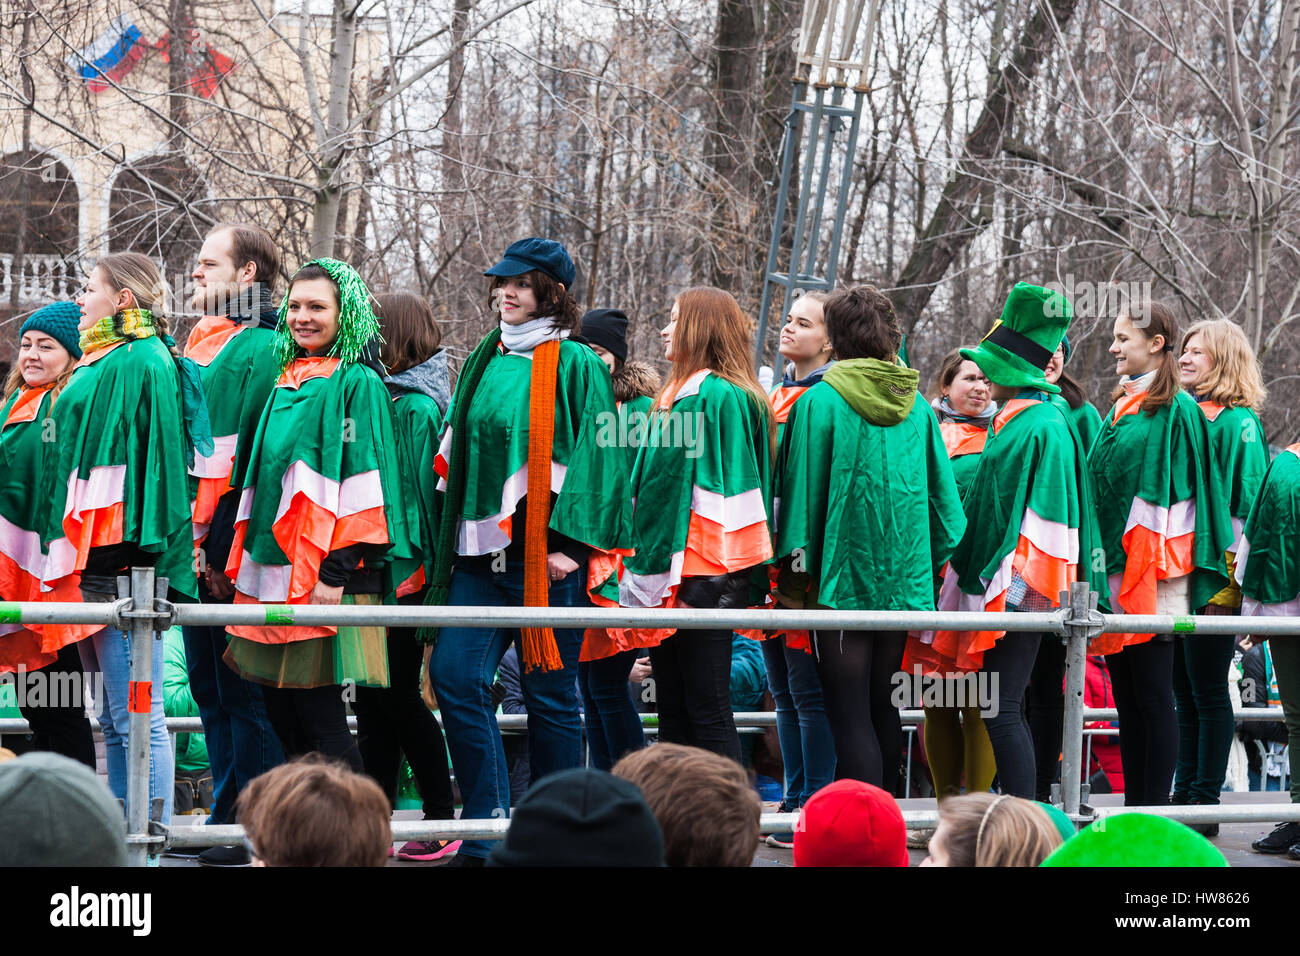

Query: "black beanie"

xmin=487 ymin=768 xmax=664 ymax=867
xmin=579 ymin=308 xmax=629 ymax=363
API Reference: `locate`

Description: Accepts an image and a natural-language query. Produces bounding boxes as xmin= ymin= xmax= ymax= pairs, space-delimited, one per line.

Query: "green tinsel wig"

xmin=274 ymin=257 xmax=384 ymax=370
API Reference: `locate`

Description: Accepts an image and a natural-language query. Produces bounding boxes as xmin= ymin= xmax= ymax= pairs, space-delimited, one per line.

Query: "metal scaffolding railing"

xmin=4 ymin=572 xmax=1298 ymax=864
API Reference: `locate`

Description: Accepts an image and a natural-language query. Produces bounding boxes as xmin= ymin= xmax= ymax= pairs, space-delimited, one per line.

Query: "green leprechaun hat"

xmin=1039 ymin=812 xmax=1228 ymax=868
xmin=961 ymin=281 xmax=1071 ymax=394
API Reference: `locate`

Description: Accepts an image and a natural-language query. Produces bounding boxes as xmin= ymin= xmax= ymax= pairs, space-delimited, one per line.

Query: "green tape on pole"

xmin=1173 ymin=617 xmax=1196 ymax=633
xmin=266 ymin=607 xmax=294 ymax=625
xmin=0 ymin=604 xmax=21 ymax=623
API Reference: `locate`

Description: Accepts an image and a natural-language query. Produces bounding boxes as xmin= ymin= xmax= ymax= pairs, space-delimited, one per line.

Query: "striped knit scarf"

xmin=78 ymin=308 xmax=156 ymax=354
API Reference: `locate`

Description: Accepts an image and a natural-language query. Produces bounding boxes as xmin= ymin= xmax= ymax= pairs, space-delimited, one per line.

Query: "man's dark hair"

xmin=824 ymin=284 xmax=902 ymax=361
xmin=211 ymin=222 xmax=280 ymax=290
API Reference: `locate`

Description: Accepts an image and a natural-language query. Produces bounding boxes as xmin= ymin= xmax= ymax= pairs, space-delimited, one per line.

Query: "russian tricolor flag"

xmin=66 ymin=15 xmax=150 ymax=93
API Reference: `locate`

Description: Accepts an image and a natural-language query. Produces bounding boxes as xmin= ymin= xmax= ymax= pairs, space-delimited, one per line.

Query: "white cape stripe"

xmin=1241 ymin=593 xmax=1300 ymax=618
xmin=924 ymin=506 xmax=1074 ymax=640
xmin=274 ymin=461 xmax=384 ymax=524
xmin=234 ymin=550 xmax=294 ymax=603
xmin=455 ymin=461 xmax=569 ymax=556
xmin=0 ymin=512 xmax=46 ymax=578
xmin=1123 ymin=497 xmax=1196 ymax=540
xmin=691 ymin=485 xmax=767 ymax=531
xmin=1233 ymin=534 xmax=1251 ymax=587
xmin=189 ymin=433 xmax=239 ymax=480
xmin=620 ymin=551 xmax=686 ymax=608
xmin=43 ymin=464 xmax=128 ymax=583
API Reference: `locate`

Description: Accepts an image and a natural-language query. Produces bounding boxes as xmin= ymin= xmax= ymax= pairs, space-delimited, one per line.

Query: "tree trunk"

xmin=889 ymin=0 xmax=1081 ymax=329
xmin=310 ymin=0 xmax=360 ymax=258
xmin=709 ymin=0 xmax=762 ymax=296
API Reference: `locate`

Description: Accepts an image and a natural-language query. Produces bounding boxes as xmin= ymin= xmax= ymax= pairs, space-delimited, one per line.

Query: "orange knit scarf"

xmin=521 ymin=339 xmax=563 ymax=672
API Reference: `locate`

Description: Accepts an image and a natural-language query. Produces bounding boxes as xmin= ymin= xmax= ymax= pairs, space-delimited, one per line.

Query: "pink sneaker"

xmin=397 ymin=839 xmax=462 ymax=862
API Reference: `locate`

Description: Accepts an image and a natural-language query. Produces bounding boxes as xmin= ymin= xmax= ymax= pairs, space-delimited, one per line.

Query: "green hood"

xmin=823 ymin=358 xmax=919 ymax=426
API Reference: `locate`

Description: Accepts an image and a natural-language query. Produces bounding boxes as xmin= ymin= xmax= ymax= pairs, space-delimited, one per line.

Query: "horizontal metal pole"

xmin=0 ymin=597 xmax=1295 ymax=639
xmin=1100 ymin=614 xmax=1300 ymax=636
xmin=1092 ymin=805 xmax=1300 ymax=824
xmin=169 ymin=603 xmax=1071 ymax=634
xmin=164 ymin=803 xmax=1300 ymax=849
xmin=1 ymin=707 xmax=1284 ymax=738
xmin=0 ymin=601 xmax=120 ymax=626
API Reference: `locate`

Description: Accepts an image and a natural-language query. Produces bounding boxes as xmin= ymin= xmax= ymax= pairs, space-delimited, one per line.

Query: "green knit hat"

xmin=1039 ymin=813 xmax=1228 ymax=867
xmin=274 ymin=258 xmax=383 ymax=370
xmin=961 ymin=282 xmax=1071 ymax=395
xmin=20 ymin=301 xmax=83 ymax=358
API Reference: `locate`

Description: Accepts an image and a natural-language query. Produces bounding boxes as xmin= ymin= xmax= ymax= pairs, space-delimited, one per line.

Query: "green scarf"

xmin=418 ymin=328 xmax=502 ymax=643
xmin=78 ymin=309 xmax=214 ymax=469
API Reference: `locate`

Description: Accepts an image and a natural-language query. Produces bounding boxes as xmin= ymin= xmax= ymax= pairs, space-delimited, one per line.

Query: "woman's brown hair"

xmin=658 ymin=286 xmax=774 ymax=454
xmin=375 ymin=291 xmax=442 ymax=375
xmin=1179 ymin=318 xmax=1267 ymax=411
xmin=1110 ymin=299 xmax=1180 ymax=414
xmin=486 ymin=270 xmax=581 ymax=333
xmin=934 ymin=792 xmax=1062 ymax=867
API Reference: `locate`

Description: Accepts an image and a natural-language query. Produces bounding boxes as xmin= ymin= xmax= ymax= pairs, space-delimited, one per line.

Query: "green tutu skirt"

xmin=223 ymin=593 xmax=389 ymax=689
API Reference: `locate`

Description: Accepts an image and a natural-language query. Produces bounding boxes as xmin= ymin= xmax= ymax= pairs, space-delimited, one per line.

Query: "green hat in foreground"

xmin=961 ymin=282 xmax=1071 ymax=395
xmin=1040 ymin=812 xmax=1227 ymax=867
xmin=1036 ymin=801 xmax=1077 ymax=843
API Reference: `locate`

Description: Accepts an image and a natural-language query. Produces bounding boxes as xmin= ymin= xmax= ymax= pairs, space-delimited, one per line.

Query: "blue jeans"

xmin=182 ymin=624 xmax=285 ymax=824
xmin=78 ymin=625 xmax=174 ymax=826
xmin=762 ymin=637 xmax=835 ymax=806
xmin=430 ymin=562 xmax=586 ymax=860
xmin=579 ymin=649 xmax=645 ymax=770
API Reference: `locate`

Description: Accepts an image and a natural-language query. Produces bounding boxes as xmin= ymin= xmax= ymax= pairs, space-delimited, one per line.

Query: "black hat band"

xmin=986 ymin=323 xmax=1053 ymax=370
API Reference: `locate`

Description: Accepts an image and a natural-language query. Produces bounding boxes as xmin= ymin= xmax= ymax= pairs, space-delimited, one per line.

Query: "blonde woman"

xmin=42 ymin=253 xmax=212 ymax=830
xmin=1174 ymin=318 xmax=1268 ymax=826
xmin=921 ymin=792 xmax=1063 ymax=866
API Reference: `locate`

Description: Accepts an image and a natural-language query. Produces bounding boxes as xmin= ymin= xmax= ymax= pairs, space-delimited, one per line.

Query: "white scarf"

xmin=500 ymin=315 xmax=569 ymax=356
xmin=1120 ymin=368 xmax=1157 ymax=395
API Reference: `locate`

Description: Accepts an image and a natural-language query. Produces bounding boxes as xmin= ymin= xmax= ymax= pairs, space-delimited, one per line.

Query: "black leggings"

xmin=979 ymin=631 xmax=1041 ymax=798
xmin=1026 ymin=634 xmax=1066 ymax=801
xmin=261 ymin=684 xmax=363 ymax=773
xmin=352 ymin=624 xmax=454 ymax=817
xmin=16 ymin=642 xmax=96 ymax=770
xmin=812 ymin=630 xmax=905 ymax=793
xmin=1106 ymin=639 xmax=1176 ymax=806
xmin=649 ymin=628 xmax=739 ymax=762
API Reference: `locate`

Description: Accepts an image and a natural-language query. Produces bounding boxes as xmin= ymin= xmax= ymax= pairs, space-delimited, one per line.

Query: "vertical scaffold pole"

xmin=125 ymin=566 xmax=157 ymax=867
xmin=1059 ymin=580 xmax=1098 ymax=820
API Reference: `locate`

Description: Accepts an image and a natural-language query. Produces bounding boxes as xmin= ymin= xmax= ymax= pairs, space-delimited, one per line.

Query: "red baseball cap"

xmin=793 ymin=779 xmax=908 ymax=867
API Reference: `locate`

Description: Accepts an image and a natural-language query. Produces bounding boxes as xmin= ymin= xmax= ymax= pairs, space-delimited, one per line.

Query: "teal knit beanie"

xmin=20 ymin=301 xmax=83 ymax=358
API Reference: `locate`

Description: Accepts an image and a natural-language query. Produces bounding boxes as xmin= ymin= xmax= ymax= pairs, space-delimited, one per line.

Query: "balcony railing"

xmin=0 ymin=253 xmax=78 ymax=304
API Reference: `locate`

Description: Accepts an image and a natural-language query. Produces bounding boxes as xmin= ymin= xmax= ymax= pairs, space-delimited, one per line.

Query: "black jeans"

xmin=647 ymin=573 xmax=747 ymax=762
xmin=1107 ymin=639 xmax=1176 ymax=806
xmin=812 ymin=629 xmax=905 ymax=792
xmin=352 ymin=620 xmax=455 ymax=817
xmin=261 ymin=683 xmax=363 ymax=773
xmin=1026 ymin=634 xmax=1067 ymax=801
xmin=980 ymin=630 xmax=1041 ymax=798
xmin=1172 ymin=633 xmax=1235 ymax=805
xmin=15 ymin=641 xmax=95 ymax=770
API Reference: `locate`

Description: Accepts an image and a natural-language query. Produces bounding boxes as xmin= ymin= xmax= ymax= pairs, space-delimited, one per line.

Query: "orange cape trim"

xmin=941 ymin=421 xmax=987 ymax=458
xmin=184 ymin=315 xmax=245 ymax=366
xmin=4 ymin=385 xmax=50 ymax=428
